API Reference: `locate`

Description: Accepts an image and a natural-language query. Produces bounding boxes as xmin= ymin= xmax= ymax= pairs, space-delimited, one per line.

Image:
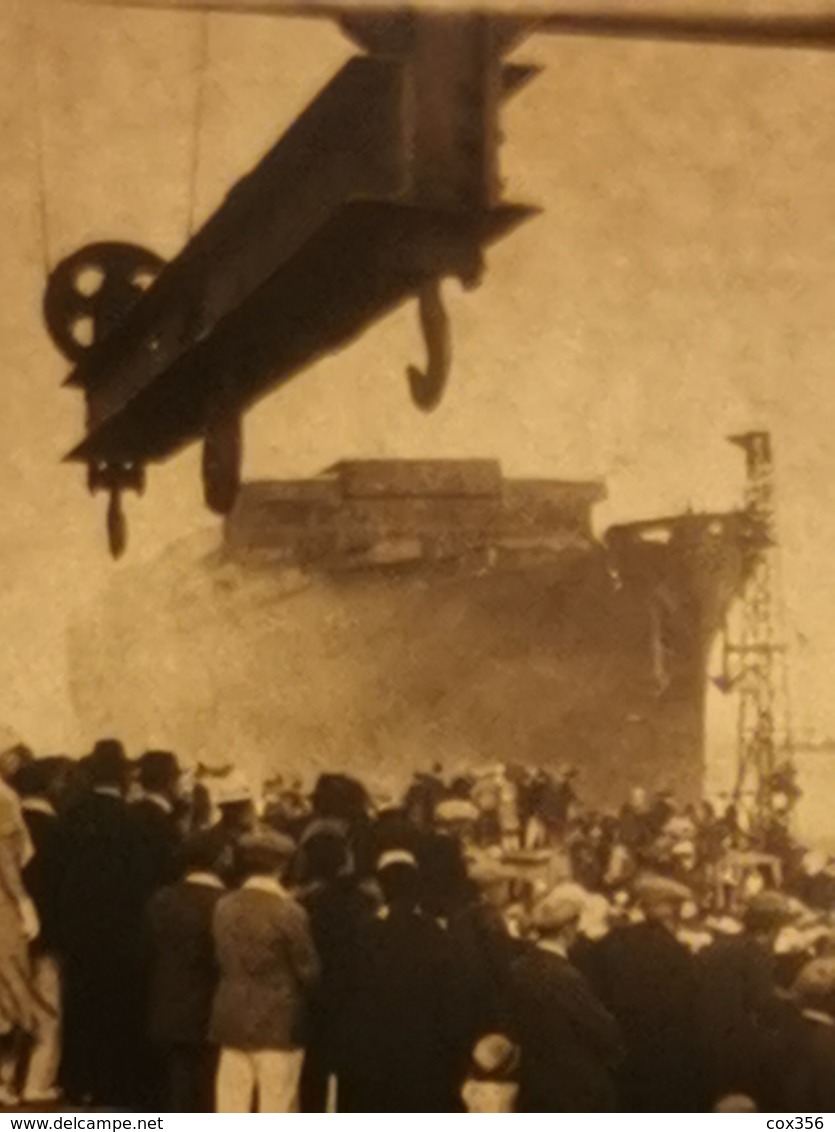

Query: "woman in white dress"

xmin=0 ymin=745 xmax=41 ymax=1107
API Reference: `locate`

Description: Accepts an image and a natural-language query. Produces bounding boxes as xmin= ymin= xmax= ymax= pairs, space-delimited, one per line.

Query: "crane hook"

xmin=106 ymin=488 xmax=127 ymax=559
xmin=88 ymin=461 xmax=144 ymax=560
xmin=406 ymin=279 xmax=451 ymax=412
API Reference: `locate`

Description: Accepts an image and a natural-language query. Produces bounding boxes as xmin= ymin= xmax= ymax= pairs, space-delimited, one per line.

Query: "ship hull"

xmin=68 ymin=495 xmax=746 ymax=808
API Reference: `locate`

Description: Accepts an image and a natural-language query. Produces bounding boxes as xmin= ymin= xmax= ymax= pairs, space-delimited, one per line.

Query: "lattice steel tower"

xmin=725 ymin=432 xmax=795 ymax=834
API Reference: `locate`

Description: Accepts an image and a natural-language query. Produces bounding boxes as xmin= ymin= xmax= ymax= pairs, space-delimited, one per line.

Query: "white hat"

xmin=706 ymin=915 xmax=743 ymax=936
xmin=377 ymin=848 xmax=418 ymax=871
xmin=802 ymin=850 xmax=828 ymax=878
xmin=435 ymin=799 xmax=479 ymax=824
xmin=213 ymin=770 xmax=253 ymax=806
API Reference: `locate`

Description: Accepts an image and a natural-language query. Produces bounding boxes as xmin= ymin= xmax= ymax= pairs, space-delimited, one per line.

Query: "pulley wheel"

xmin=43 ymin=242 xmax=165 ymax=364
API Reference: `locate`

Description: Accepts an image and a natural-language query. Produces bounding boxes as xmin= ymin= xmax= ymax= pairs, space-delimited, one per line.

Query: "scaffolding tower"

xmin=725 ymin=431 xmax=797 ymax=835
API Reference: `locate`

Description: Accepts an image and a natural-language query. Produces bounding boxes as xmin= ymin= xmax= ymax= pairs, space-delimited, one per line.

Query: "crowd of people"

xmin=1 ymin=738 xmax=834 ymax=1113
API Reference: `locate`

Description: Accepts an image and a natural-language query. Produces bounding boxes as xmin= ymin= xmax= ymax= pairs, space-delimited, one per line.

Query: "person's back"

xmin=334 ymin=852 xmax=473 ymax=1112
xmin=54 ymin=740 xmax=149 ymax=1108
xmin=210 ymin=831 xmax=319 ymax=1113
xmin=697 ymin=932 xmax=779 ymax=1106
xmin=131 ymin=751 xmax=184 ymax=899
xmin=58 ymin=779 xmax=146 ymax=953
xmin=296 ymin=832 xmax=378 ymax=1111
xmin=301 ymin=872 xmax=379 ymax=1031
xmin=338 ymin=908 xmax=468 ymax=1111
xmin=582 ymin=915 xmax=700 ymax=1111
xmin=784 ymin=1012 xmax=835 ymax=1112
xmin=783 ymin=959 xmax=835 ymax=1113
xmin=146 ymin=841 xmax=226 ymax=1111
xmin=148 ymin=881 xmax=224 ymax=1045
xmin=510 ymin=939 xmax=621 ymax=1111
xmin=211 ymin=884 xmax=319 ymax=1051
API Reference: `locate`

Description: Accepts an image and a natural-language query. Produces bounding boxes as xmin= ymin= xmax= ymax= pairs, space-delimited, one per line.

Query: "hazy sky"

xmin=3 ymin=0 xmax=835 ymax=753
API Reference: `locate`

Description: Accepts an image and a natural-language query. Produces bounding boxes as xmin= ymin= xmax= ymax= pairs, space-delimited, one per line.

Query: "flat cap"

xmin=237 ymin=829 xmax=296 ymax=868
xmin=743 ymin=890 xmax=797 ymax=932
xmin=531 ymin=882 xmax=588 ymax=934
xmin=633 ymin=874 xmax=693 ymax=908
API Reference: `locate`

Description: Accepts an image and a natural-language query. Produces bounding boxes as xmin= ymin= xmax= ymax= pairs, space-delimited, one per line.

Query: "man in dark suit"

xmin=508 ymin=885 xmax=623 ymax=1112
xmin=333 ymin=849 xmax=475 ymax=1113
xmin=131 ymin=750 xmax=184 ymax=900
xmin=696 ymin=892 xmax=796 ymax=1109
xmin=210 ymin=831 xmax=319 ymax=1112
xmin=55 ymin=740 xmax=150 ymax=1109
xmin=145 ymin=832 xmax=226 ymax=1112
xmin=784 ymin=957 xmax=835 ymax=1112
xmin=296 ymin=828 xmax=378 ymax=1111
xmin=575 ymin=875 xmax=702 ymax=1112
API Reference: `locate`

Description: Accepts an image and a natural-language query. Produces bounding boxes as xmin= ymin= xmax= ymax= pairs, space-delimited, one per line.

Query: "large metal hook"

xmin=407 ymin=279 xmax=451 ymax=412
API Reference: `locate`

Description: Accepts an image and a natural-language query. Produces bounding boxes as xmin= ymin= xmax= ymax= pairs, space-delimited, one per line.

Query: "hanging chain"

xmin=29 ymin=7 xmax=55 ymax=274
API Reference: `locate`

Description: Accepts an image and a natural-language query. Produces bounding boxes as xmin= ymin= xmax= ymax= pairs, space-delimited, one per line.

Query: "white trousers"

xmin=216 ymin=1047 xmax=304 ymax=1113
xmin=24 ymin=954 xmax=61 ymax=1100
xmin=462 ymin=1080 xmax=519 ymax=1113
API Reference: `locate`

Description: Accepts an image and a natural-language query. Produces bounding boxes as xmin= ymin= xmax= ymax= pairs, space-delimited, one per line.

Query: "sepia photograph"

xmin=1 ymin=0 xmax=835 ymax=1115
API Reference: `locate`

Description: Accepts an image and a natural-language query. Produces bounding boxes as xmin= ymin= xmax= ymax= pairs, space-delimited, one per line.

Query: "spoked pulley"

xmin=43 ymin=241 xmax=165 ymax=365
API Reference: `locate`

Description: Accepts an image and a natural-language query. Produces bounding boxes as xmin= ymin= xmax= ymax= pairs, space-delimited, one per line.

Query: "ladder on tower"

xmin=723 ymin=432 xmax=798 ymax=838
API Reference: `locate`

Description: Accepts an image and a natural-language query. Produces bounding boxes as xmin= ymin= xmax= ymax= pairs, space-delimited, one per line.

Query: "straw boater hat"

xmin=212 ymin=770 xmax=253 ymax=807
